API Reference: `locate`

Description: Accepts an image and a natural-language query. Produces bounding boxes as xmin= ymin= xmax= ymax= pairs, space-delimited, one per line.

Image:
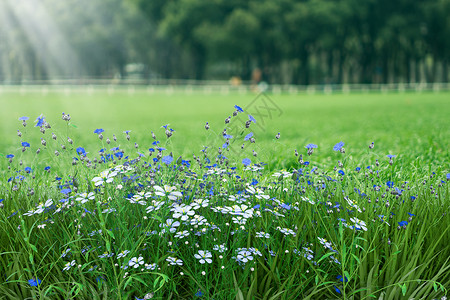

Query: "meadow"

xmin=0 ymin=87 xmax=449 ymax=299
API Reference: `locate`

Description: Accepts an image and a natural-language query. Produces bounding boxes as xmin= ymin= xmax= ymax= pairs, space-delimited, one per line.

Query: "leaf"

xmin=401 ymin=283 xmax=407 ymax=296
xmin=315 ymin=275 xmax=319 ymax=285
xmin=433 ymin=282 xmax=438 ymax=291
xmin=70 ymin=123 xmax=78 ymax=128
xmin=317 ymin=252 xmax=335 ymax=263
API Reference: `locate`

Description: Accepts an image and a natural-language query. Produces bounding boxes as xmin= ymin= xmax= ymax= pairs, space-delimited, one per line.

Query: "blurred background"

xmin=1 ymin=0 xmax=449 ymax=86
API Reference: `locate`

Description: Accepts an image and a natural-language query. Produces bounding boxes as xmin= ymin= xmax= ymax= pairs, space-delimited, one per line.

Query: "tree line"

xmin=1 ymin=0 xmax=449 ymax=84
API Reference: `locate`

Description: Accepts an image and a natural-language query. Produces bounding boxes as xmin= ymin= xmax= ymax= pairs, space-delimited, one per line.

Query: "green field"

xmin=0 ymin=88 xmax=449 ymax=299
xmin=1 ymin=88 xmax=449 ymax=169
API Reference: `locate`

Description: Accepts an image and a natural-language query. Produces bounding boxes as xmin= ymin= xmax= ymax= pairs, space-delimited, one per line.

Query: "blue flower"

xmin=35 ymin=115 xmax=45 ymax=127
xmin=244 ymin=132 xmax=253 ymax=141
xmin=94 ymin=129 xmax=104 ymax=134
xmin=337 ymin=275 xmax=348 ymax=282
xmin=61 ymin=188 xmax=72 ymax=195
xmin=115 ymin=152 xmax=124 ymax=159
xmin=248 ymin=115 xmax=257 ymax=123
xmin=333 ymin=285 xmax=341 ymax=294
xmin=76 ymin=147 xmax=86 ymax=156
xmin=355 ymin=167 xmax=361 ymax=172
xmin=6 ymin=154 xmax=14 ymax=158
xmin=338 ymin=170 xmax=345 ymax=176
xmin=446 ymin=173 xmax=450 ymax=180
xmin=234 ymin=105 xmax=243 ymax=112
xmin=28 ymin=278 xmax=41 ymax=287
xmin=24 ymin=167 xmax=32 ymax=173
xmin=333 ymin=141 xmax=345 ymax=151
xmin=152 ymin=141 xmax=160 ymax=146
xmin=305 ymin=144 xmax=318 ymax=149
xmin=223 ymin=134 xmax=233 ymax=139
xmin=387 ymin=154 xmax=396 ymax=159
xmin=386 ymin=181 xmax=394 ymax=188
xmin=398 ymin=221 xmax=408 ymax=227
xmin=242 ymin=158 xmax=251 ymax=166
xmin=123 ymin=130 xmax=131 ymax=134
xmin=162 ymin=155 xmax=173 ymax=165
xmin=407 ymin=212 xmax=415 ymax=217
xmin=44 ymin=166 xmax=51 ymax=171
xmin=195 ymin=290 xmax=204 ymax=297
xmin=21 ymin=142 xmax=30 ymax=147
xmin=19 ymin=116 xmax=29 ymax=121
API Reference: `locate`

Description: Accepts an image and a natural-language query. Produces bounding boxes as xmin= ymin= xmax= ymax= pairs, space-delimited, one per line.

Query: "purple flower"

xmin=242 ymin=158 xmax=251 ymax=166
xmin=94 ymin=129 xmax=104 ymax=134
xmin=244 ymin=132 xmax=253 ymax=141
xmin=333 ymin=141 xmax=345 ymax=151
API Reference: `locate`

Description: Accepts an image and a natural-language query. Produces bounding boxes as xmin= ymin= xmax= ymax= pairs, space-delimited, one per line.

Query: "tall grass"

xmin=0 ymin=92 xmax=449 ymax=299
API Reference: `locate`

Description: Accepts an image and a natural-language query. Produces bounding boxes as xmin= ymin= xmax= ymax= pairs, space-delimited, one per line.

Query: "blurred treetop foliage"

xmin=1 ymin=0 xmax=449 ymax=84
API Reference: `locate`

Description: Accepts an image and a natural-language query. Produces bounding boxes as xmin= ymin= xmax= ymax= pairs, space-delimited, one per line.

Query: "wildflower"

xmin=28 ymin=278 xmax=42 ymax=287
xmin=337 ymin=275 xmax=348 ymax=282
xmin=338 ymin=170 xmax=345 ymax=176
xmin=194 ymin=250 xmax=213 ymax=264
xmin=237 ymin=250 xmax=253 ymax=263
xmin=242 ymin=158 xmax=251 ymax=166
xmin=175 ymin=230 xmax=189 ymax=239
xmin=234 ymin=105 xmax=244 ymax=112
xmin=387 ymin=154 xmax=396 ymax=165
xmin=76 ymin=192 xmax=95 ymax=204
xmin=129 ymin=256 xmax=144 ymax=268
xmin=334 ymin=285 xmax=341 ymax=294
xmin=213 ymin=244 xmax=228 ymax=253
xmin=244 ymin=132 xmax=253 ymax=141
xmin=369 ymin=142 xmax=374 ymax=149
xmin=256 ymin=231 xmax=270 ymax=238
xmin=446 ymin=173 xmax=450 ymax=181
xmin=305 ymin=143 xmax=318 ymax=149
xmin=21 ymin=141 xmax=30 ymax=148
xmin=333 ymin=141 xmax=345 ymax=152
xmin=35 ymin=114 xmax=45 ymax=127
xmin=76 ymin=147 xmax=86 ymax=156
xmin=63 ymin=260 xmax=76 ymax=271
xmin=172 ymin=204 xmax=195 ymax=221
xmin=117 ymin=250 xmax=130 ymax=259
xmin=162 ymin=155 xmax=173 ymax=165
xmin=166 ymin=256 xmax=183 ymax=266
xmin=154 ymin=185 xmax=182 ymax=201
xmin=248 ymin=115 xmax=256 ymax=123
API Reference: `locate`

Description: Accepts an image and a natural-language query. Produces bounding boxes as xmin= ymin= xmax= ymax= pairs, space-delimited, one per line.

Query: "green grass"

xmin=1 ymin=89 xmax=449 ymax=168
xmin=0 ymin=88 xmax=449 ymax=299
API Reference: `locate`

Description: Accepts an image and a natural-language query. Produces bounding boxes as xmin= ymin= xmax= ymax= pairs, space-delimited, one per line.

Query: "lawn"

xmin=0 ymin=87 xmax=449 ymax=299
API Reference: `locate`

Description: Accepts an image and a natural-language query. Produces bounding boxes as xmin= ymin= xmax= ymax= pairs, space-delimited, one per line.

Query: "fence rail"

xmin=0 ymin=80 xmax=449 ymax=95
